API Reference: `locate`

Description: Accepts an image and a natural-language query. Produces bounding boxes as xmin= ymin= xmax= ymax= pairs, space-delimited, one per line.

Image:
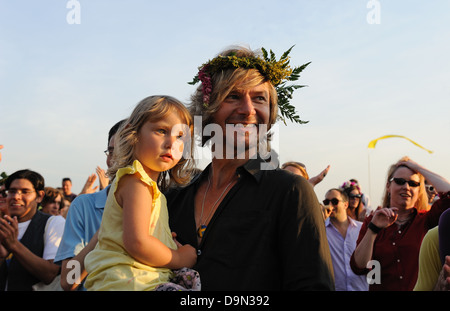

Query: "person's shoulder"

xmin=351 ymin=217 xmax=364 ymax=228
xmin=424 ymin=225 xmax=439 ymax=241
xmin=262 ymin=167 xmax=311 ymax=188
xmin=166 ymin=179 xmax=196 ymax=200
xmin=46 ymin=215 xmax=66 ymax=229
xmin=70 ymin=192 xmax=97 ymax=209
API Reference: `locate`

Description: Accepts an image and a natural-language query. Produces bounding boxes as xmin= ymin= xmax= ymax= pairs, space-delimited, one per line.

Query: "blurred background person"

xmin=40 ymin=187 xmax=64 ymax=217
xmin=62 ymin=177 xmax=77 ymax=202
xmin=323 ymin=188 xmax=368 ymax=291
xmin=55 ymin=119 xmax=125 ymax=291
xmin=340 ymin=180 xmax=367 ymax=221
xmin=282 ymin=161 xmax=330 ymax=187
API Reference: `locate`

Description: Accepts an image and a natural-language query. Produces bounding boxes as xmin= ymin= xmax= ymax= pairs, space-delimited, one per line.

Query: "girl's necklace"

xmin=197 ymin=175 xmax=234 ymax=238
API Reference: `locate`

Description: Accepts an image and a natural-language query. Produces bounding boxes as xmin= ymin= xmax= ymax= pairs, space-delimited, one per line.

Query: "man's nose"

xmin=236 ymin=94 xmax=256 ymax=116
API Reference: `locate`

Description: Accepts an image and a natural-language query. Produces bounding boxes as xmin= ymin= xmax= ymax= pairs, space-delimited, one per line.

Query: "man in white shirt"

xmin=0 ymin=169 xmax=65 ymax=291
xmin=324 ymin=188 xmax=368 ymax=291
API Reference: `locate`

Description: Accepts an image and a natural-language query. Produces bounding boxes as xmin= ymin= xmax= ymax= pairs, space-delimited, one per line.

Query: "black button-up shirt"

xmin=167 ymin=157 xmax=334 ymax=290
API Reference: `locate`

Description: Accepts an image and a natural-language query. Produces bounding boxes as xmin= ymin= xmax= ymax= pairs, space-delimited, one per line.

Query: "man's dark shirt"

xmin=167 ymin=157 xmax=335 ymax=290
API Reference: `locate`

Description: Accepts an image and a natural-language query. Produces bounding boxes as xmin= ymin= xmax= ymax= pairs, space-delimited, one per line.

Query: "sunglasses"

xmin=349 ymin=194 xmax=362 ymax=199
xmin=323 ymin=198 xmax=341 ymax=206
xmin=390 ymin=177 xmax=420 ymax=188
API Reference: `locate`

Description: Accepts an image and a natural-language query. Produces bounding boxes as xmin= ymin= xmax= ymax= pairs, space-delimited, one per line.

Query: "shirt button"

xmin=392 ymin=242 xmax=396 ymax=246
xmin=398 ymin=230 xmax=402 ymax=234
xmin=397 ymin=259 xmax=401 ymax=263
xmin=399 ymin=276 xmax=403 ymax=279
xmin=197 ymin=250 xmax=202 ymax=256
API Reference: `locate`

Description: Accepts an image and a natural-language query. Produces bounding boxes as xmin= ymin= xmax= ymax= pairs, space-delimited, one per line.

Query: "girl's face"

xmin=348 ymin=189 xmax=361 ymax=209
xmin=134 ymin=112 xmax=188 ymax=181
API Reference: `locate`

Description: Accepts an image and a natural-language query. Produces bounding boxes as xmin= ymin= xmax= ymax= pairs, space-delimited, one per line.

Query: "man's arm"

xmin=60 ymin=230 xmax=98 ymax=291
xmin=1 ymin=215 xmax=60 ymax=284
xmin=281 ymin=176 xmax=335 ymax=290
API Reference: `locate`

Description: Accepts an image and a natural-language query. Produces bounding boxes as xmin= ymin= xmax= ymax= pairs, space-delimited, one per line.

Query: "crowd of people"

xmin=1 ymin=45 xmax=449 ymax=292
xmin=281 ymin=157 xmax=450 ymax=291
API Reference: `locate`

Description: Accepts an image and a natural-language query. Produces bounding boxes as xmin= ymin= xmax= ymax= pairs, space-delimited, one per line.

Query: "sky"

xmin=1 ymin=0 xmax=449 ymax=208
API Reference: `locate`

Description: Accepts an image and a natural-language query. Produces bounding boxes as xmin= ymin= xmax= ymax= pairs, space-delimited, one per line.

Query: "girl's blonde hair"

xmin=108 ymin=95 xmax=195 ymax=192
xmin=189 ymin=46 xmax=278 ymax=147
xmin=381 ymin=156 xmax=429 ymax=212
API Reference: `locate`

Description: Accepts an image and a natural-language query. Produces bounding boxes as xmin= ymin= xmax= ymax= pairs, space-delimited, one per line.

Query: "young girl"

xmin=84 ymin=95 xmax=199 ymax=291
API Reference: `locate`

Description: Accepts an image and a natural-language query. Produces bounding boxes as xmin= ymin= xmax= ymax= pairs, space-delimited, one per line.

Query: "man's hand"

xmin=79 ymin=173 xmax=99 ymax=195
xmin=434 ymin=256 xmax=450 ymax=291
xmin=0 ymin=215 xmax=19 ymax=252
xmin=308 ymin=165 xmax=330 ymax=186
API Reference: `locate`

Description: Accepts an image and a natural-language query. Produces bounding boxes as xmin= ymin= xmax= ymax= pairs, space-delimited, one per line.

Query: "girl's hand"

xmin=371 ymin=207 xmax=398 ymax=228
xmin=171 ymin=232 xmax=183 ymax=248
xmin=176 ymin=244 xmax=197 ymax=268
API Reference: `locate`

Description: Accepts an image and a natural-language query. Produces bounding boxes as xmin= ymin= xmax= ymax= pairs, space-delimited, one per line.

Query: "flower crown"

xmin=340 ymin=181 xmax=361 ymax=191
xmin=188 ymin=46 xmax=310 ymax=125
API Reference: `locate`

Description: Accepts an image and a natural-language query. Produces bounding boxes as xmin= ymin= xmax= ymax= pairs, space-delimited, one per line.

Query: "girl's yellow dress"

xmin=84 ymin=160 xmax=177 ymax=291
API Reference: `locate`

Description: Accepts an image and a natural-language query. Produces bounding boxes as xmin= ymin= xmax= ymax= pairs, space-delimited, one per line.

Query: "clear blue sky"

xmin=1 ymin=0 xmax=449 ymax=206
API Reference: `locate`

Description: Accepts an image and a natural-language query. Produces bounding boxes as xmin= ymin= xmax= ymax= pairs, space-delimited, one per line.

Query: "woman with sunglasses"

xmin=350 ymin=156 xmax=450 ymax=291
xmin=340 ymin=180 xmax=367 ymax=222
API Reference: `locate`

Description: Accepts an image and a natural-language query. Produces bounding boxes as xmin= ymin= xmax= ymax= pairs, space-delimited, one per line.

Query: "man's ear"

xmin=35 ymin=190 xmax=45 ymax=203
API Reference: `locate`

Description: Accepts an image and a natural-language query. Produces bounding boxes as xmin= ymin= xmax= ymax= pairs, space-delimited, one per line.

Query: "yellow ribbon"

xmin=368 ymin=135 xmax=433 ymax=154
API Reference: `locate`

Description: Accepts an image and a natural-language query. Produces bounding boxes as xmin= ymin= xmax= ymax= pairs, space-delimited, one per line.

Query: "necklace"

xmin=197 ymin=175 xmax=235 ymax=238
xmin=395 ymin=210 xmax=413 ymax=225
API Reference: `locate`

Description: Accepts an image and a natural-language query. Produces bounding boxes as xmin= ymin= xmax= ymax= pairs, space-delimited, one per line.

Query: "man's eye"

xmin=226 ymin=94 xmax=240 ymax=100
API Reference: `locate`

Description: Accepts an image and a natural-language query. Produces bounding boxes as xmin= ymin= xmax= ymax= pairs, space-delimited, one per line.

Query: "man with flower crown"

xmin=167 ymin=45 xmax=334 ymax=290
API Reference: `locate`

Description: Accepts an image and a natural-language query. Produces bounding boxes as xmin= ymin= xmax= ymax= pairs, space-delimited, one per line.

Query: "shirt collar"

xmin=238 ymin=155 xmax=279 ymax=183
xmin=347 ymin=216 xmax=359 ymax=227
xmin=192 ymin=154 xmax=280 ymax=186
xmin=94 ymin=185 xmax=110 ymax=209
xmin=325 ymin=215 xmax=360 ymax=227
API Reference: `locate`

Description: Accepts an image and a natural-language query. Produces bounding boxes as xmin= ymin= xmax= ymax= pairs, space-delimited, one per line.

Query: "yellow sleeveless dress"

xmin=84 ymin=160 xmax=177 ymax=291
